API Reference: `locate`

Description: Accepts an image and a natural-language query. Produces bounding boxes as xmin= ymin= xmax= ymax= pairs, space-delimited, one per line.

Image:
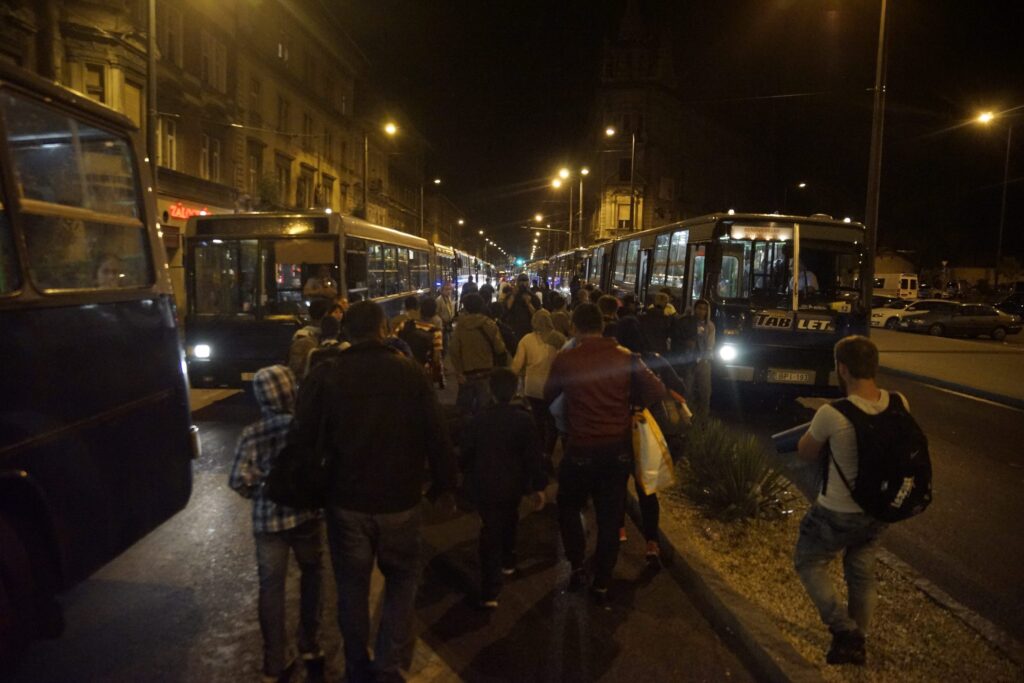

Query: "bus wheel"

xmin=884 ymin=317 xmax=899 ymax=329
xmin=928 ymin=324 xmax=945 ymax=337
xmin=992 ymin=327 xmax=1007 ymax=341
xmin=0 ymin=516 xmax=33 ymax=674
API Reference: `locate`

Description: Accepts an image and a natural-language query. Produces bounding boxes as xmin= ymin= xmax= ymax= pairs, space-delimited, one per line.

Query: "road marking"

xmin=908 ymin=382 xmax=1024 ymax=413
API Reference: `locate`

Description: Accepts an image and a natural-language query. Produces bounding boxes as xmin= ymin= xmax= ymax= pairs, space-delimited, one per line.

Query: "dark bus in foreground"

xmin=0 ymin=64 xmax=196 ymax=668
xmin=586 ymin=212 xmax=869 ymax=395
xmin=184 ymin=212 xmax=440 ymax=386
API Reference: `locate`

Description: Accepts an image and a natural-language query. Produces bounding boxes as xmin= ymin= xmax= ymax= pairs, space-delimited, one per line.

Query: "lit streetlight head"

xmin=534 ymin=213 xmax=543 ymax=223
xmin=458 ymin=219 xmax=465 ymax=225
xmin=978 ymin=111 xmax=995 ymax=124
xmin=535 ymin=231 xmax=541 ymax=236
xmin=551 ymin=178 xmax=562 ymax=189
xmin=384 ymin=122 xmax=398 ymax=136
xmin=558 ymin=168 xmax=570 ymax=179
xmin=433 ymin=178 xmax=442 ymax=185
xmin=797 ymin=182 xmax=807 ymax=189
xmin=581 ymin=167 xmax=590 ymax=176
xmin=478 ymin=229 xmax=484 ymax=235
xmin=605 ymin=126 xmax=616 ymax=137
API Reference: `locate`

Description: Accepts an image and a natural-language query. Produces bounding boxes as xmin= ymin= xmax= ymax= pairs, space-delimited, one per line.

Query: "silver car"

xmin=898 ymin=303 xmax=1022 ymax=340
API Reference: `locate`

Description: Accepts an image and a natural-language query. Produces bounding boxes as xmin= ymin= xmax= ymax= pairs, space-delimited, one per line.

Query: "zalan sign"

xmin=753 ymin=313 xmax=834 ymax=332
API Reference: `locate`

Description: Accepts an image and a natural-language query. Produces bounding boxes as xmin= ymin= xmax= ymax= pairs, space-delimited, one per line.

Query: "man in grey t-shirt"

xmin=794 ymin=335 xmax=895 ymax=666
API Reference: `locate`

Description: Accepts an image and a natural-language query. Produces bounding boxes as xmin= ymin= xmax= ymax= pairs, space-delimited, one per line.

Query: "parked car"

xmin=871 ymin=298 xmax=957 ymax=329
xmin=898 ymin=302 xmax=1022 ymax=340
xmin=995 ymin=294 xmax=1024 ymax=319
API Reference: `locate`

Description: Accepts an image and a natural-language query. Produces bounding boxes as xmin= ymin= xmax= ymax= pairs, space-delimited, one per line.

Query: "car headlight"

xmin=193 ymin=343 xmax=212 ymax=359
xmin=718 ymin=344 xmax=738 ymax=362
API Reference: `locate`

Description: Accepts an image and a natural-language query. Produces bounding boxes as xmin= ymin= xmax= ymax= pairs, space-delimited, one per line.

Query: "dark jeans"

xmin=326 ymin=505 xmax=422 ymax=683
xmin=456 ymin=373 xmax=492 ymax=416
xmin=557 ymin=443 xmax=632 ymax=590
xmin=624 ymin=476 xmax=660 ymax=542
xmin=527 ymin=397 xmax=558 ymax=459
xmin=477 ymin=501 xmax=520 ymax=600
xmin=254 ymin=518 xmax=324 ymax=677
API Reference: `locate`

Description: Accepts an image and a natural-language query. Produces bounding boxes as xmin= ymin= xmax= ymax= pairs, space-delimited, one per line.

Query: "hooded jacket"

xmin=229 ymin=365 xmax=319 ymax=532
xmin=510 ymin=309 xmax=566 ymax=399
xmin=450 ymin=312 xmax=507 ymax=375
xmin=676 ymin=298 xmax=716 ymax=363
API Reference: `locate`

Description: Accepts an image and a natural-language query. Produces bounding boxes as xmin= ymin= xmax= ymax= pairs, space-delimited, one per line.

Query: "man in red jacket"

xmin=544 ymin=303 xmax=666 ymax=602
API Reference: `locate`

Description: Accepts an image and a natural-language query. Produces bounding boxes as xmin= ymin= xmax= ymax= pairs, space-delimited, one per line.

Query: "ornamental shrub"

xmin=677 ymin=418 xmax=793 ymax=521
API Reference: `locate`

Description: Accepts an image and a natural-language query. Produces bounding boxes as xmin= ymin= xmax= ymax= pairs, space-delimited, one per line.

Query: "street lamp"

xmin=358 ymin=120 xmax=398 ymax=219
xmin=977 ymin=110 xmax=1016 ymax=289
xmin=605 ymin=126 xmax=637 ymax=231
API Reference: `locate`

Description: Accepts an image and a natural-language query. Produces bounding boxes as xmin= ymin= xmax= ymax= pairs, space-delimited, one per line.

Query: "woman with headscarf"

xmin=510 ymin=309 xmax=567 ymax=465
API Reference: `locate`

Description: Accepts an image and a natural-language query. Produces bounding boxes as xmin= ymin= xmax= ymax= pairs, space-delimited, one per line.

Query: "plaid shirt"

xmin=228 ymin=366 xmax=320 ymax=534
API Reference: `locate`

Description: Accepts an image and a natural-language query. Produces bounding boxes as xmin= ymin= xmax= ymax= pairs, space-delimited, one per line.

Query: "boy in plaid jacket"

xmin=229 ymin=365 xmax=325 ymax=682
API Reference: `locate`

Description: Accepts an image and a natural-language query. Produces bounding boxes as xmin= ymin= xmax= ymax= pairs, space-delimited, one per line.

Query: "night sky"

xmin=338 ymin=0 xmax=1024 ymax=271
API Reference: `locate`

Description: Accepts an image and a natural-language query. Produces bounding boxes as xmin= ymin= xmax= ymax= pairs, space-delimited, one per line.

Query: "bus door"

xmin=637 ymin=248 xmax=651 ymax=303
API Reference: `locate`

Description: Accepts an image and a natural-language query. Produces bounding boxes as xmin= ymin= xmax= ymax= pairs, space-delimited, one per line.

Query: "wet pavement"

xmin=12 ymin=391 xmax=752 ymax=682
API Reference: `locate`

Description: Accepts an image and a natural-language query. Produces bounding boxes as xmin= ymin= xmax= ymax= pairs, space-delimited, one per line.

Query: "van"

xmin=873 ymin=272 xmax=918 ymax=299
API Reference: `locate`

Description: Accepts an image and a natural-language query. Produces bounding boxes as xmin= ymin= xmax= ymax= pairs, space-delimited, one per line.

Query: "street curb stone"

xmin=878 ymin=365 xmax=1024 ymax=410
xmin=625 ymin=493 xmax=823 ymax=683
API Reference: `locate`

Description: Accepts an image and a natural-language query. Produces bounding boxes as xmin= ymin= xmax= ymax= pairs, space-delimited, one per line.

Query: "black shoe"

xmin=567 ymin=568 xmax=589 ymax=592
xmin=589 ymin=586 xmax=610 ymax=607
xmin=826 ymin=629 xmax=866 ymax=666
xmin=301 ymin=649 xmax=326 ymax=681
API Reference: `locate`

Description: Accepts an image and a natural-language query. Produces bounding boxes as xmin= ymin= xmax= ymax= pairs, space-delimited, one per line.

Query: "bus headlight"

xmin=718 ymin=344 xmax=739 ymax=362
xmin=193 ymin=344 xmax=212 ymax=359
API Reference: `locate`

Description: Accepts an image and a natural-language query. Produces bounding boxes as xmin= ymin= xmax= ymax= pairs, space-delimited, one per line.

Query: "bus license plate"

xmin=767 ymin=368 xmax=813 ymax=384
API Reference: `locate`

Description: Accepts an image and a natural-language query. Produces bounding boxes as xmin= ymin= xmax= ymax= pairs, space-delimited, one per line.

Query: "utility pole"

xmin=863 ymin=0 xmax=888 ymax=306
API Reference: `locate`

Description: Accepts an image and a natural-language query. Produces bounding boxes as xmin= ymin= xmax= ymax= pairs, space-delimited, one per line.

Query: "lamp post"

xmin=605 ymin=126 xmax=637 ymax=231
xmin=578 ymin=167 xmax=589 ymax=248
xmin=862 ymin=0 xmax=889 ymax=307
xmin=357 ymin=121 xmax=398 ymax=219
xmin=977 ymin=111 xmax=1016 ymax=289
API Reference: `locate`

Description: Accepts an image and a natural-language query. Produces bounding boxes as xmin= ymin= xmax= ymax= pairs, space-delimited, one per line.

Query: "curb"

xmin=878 ymin=366 xmax=1024 ymax=411
xmin=625 ymin=493 xmax=823 ymax=683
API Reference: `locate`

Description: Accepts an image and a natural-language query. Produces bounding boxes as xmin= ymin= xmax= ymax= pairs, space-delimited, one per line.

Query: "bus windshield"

xmin=192 ymin=237 xmax=337 ymax=317
xmin=717 ymin=238 xmax=863 ymax=310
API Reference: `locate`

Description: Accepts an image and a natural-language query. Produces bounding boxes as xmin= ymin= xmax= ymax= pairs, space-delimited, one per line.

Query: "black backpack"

xmin=824 ymin=394 xmax=932 ymax=523
xmin=398 ymin=319 xmax=434 ymax=366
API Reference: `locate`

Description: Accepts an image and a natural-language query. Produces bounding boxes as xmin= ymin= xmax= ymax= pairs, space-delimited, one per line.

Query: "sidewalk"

xmin=871 ymin=328 xmax=1024 ymax=408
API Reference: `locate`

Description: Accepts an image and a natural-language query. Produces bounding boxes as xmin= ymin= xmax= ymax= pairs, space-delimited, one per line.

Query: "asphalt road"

xmin=12 ymin=392 xmax=752 ymax=683
xmin=716 ymin=371 xmax=1024 ymax=642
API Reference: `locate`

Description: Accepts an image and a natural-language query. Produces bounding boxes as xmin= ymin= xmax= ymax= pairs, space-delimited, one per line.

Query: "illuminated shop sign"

xmin=167 ymin=201 xmax=211 ymax=220
xmin=730 ymin=225 xmax=794 ymax=241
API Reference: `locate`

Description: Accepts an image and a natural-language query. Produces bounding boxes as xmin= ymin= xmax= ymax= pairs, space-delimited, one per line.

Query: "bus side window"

xmin=0 ymin=91 xmax=151 ymax=291
xmin=344 ymin=237 xmax=368 ymax=294
xmin=0 ymin=196 xmax=20 ymax=294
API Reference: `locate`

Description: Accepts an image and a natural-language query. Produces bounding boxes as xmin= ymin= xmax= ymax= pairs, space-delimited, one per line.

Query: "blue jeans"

xmin=254 ymin=518 xmax=324 ymax=677
xmin=326 ymin=505 xmax=423 ymax=683
xmin=456 ymin=373 xmax=492 ymax=416
xmin=794 ymin=504 xmax=887 ymax=635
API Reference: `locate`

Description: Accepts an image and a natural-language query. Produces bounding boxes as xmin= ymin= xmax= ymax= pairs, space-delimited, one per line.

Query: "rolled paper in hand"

xmin=771 ymin=422 xmax=811 ymax=454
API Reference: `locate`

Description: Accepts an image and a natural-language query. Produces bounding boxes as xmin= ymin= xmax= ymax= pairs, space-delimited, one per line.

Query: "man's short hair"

xmin=489 ymin=367 xmax=517 ymax=403
xmin=462 ymin=293 xmax=484 ymax=314
xmin=550 ymin=291 xmax=566 ymax=310
xmin=834 ymin=335 xmax=878 ymax=379
xmin=420 ymin=297 xmax=438 ymax=318
xmin=308 ymin=298 xmax=331 ymax=321
xmin=345 ymin=301 xmax=386 ymax=341
xmin=597 ymin=295 xmax=619 ymax=317
xmin=572 ymin=303 xmax=603 ymax=334
xmin=403 ymin=295 xmax=420 ymax=311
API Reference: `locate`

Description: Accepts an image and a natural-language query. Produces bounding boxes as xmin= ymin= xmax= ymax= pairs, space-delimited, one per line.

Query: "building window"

xmin=341 ymin=140 xmax=348 ymax=169
xmin=321 ymin=175 xmax=335 ymax=209
xmin=324 ymin=128 xmax=333 ymax=163
xmin=124 ymin=80 xmax=143 ymax=127
xmin=249 ymin=78 xmax=261 ymax=125
xmin=247 ymin=141 xmax=263 ymax=195
xmin=157 ymin=117 xmax=177 ymax=170
xmin=276 ymin=95 xmax=289 ymax=133
xmin=303 ymin=52 xmax=315 ymax=87
xmin=84 ymin=64 xmax=105 ymax=103
xmin=160 ymin=5 xmax=184 ymax=68
xmin=340 ymin=93 xmax=348 ymax=116
xmin=200 ymin=31 xmax=228 ymax=92
xmin=200 ymin=134 xmax=222 ymax=182
xmin=301 ymin=112 xmax=313 ymax=151
xmin=277 ymin=33 xmax=290 ymax=63
xmin=616 ymin=200 xmax=631 ymax=230
xmin=275 ymin=155 xmax=291 ymax=205
xmin=296 ymin=165 xmax=314 ymax=209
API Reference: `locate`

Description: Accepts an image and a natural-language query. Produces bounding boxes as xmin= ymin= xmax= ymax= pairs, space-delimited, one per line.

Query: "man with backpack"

xmin=795 ymin=335 xmax=931 ymax=666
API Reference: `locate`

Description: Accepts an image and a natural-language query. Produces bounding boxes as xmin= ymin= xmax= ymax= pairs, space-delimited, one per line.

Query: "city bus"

xmin=0 ymin=63 xmax=196 ymax=667
xmin=596 ymin=212 xmax=869 ymax=394
xmin=184 ymin=212 xmax=436 ymax=386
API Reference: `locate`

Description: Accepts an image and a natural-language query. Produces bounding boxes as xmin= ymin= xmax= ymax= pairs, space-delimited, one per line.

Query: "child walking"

xmin=228 ymin=365 xmax=325 ymax=682
xmin=460 ymin=368 xmax=547 ymax=608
